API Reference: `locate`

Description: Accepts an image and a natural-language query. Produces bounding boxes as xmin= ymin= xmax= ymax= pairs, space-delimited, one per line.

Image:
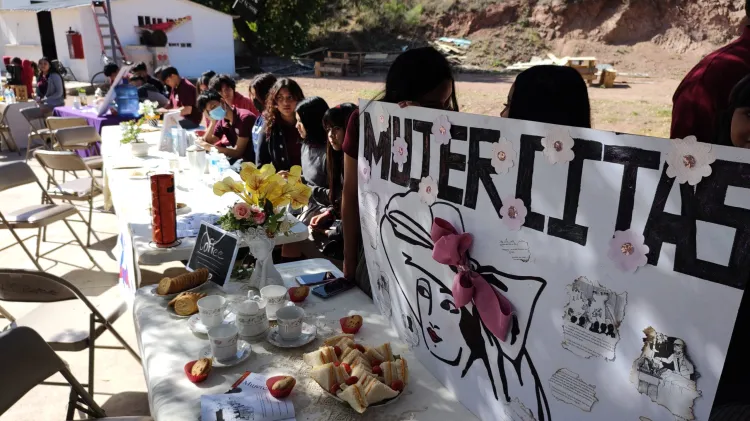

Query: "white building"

xmin=0 ymin=0 xmax=235 ymax=82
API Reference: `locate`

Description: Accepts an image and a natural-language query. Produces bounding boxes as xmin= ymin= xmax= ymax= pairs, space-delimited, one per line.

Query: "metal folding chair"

xmin=35 ymin=150 xmax=103 ymax=247
xmin=54 ymin=125 xmax=104 ymax=171
xmin=0 ymin=103 xmax=19 ymax=155
xmin=47 ymin=116 xmax=87 ymax=148
xmin=20 ymin=106 xmax=53 ymax=161
xmin=0 ymin=161 xmax=102 ymax=271
xmin=0 ymin=326 xmax=149 ymax=420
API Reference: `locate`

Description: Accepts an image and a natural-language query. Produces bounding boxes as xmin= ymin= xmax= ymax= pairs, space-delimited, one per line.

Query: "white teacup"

xmin=197 ymin=295 xmax=227 ymax=328
xmin=234 ymin=296 xmax=268 ymax=337
xmin=208 ymin=324 xmax=239 ymax=362
xmin=260 ymin=285 xmax=288 ymax=319
xmin=276 ymin=305 xmax=305 ymax=341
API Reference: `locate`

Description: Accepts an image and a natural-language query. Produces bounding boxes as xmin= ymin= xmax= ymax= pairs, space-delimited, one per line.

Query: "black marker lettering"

xmin=603 ymin=145 xmax=662 ymax=231
xmin=515 ymin=134 xmax=545 ymax=232
xmin=464 ymin=127 xmax=504 ymax=219
xmin=437 ymin=124 xmax=467 ymax=205
xmin=362 ymin=111 xmax=391 ymax=180
xmin=409 ymin=119 xmax=433 ymax=190
xmin=390 ymin=116 xmax=411 ymax=187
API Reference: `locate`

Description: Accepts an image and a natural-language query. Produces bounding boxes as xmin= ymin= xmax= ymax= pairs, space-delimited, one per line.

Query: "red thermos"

xmin=151 ymin=173 xmax=177 ymax=248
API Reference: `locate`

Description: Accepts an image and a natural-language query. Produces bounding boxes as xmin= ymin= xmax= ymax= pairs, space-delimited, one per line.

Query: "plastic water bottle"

xmin=207 ymin=150 xmax=220 ymax=181
xmin=218 ymin=156 xmax=230 ymax=177
xmin=8 ymin=88 xmax=15 ymax=104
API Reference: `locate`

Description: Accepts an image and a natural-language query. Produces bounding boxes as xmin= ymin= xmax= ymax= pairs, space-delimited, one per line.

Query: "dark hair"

xmin=323 ymin=102 xmax=358 ymax=131
xmin=296 ymin=96 xmax=329 ymax=146
xmin=129 ymin=75 xmax=146 ymax=84
xmin=209 ymin=74 xmax=236 ymax=92
xmin=264 ymin=78 xmax=305 ymax=135
xmin=717 ymin=74 xmax=750 ymax=146
xmin=160 ymin=66 xmax=179 ymax=82
xmin=250 ymin=73 xmax=277 ymax=112
xmin=104 ymin=63 xmax=120 ymax=77
xmin=197 ymin=89 xmax=223 ymax=113
xmin=132 ymin=62 xmax=148 ymax=73
xmin=378 ymin=47 xmax=458 ymax=111
xmin=323 ymin=103 xmax=356 ymax=207
xmin=198 ymin=70 xmax=216 ymax=91
xmin=39 ymin=56 xmax=65 ymax=99
xmin=11 ymin=57 xmax=21 ymax=66
xmin=508 ymin=65 xmax=591 ymax=129
xmin=746 ymin=0 xmax=750 ymax=17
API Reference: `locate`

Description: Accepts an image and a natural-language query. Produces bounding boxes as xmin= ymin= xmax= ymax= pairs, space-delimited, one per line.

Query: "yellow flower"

xmin=286 ymin=165 xmax=303 ymax=184
xmin=242 ymin=163 xmax=277 ymax=193
xmin=213 ymin=177 xmax=243 ymax=196
xmin=239 ymin=162 xmax=259 ymax=183
xmin=287 ymin=181 xmax=312 ymax=210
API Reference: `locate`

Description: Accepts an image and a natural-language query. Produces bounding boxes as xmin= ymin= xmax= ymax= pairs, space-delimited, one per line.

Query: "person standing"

xmin=160 ymin=66 xmax=202 ymax=126
xmin=209 ymin=74 xmax=258 ymax=116
xmin=671 ymin=1 xmax=750 ymax=143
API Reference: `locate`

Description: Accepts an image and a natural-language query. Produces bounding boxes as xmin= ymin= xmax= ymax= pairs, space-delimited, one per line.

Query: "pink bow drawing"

xmin=431 ymin=217 xmax=513 ymax=342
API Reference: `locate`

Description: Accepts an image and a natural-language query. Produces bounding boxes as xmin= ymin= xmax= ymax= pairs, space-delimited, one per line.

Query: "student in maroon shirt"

xmin=160 ymin=66 xmax=202 ymax=126
xmin=209 ymin=74 xmax=259 ymax=116
xmin=197 ymin=89 xmax=257 ymax=164
xmin=257 ymin=78 xmax=305 ymax=171
xmin=341 ymin=47 xmax=458 ymax=294
xmin=671 ymin=2 xmax=750 ymax=143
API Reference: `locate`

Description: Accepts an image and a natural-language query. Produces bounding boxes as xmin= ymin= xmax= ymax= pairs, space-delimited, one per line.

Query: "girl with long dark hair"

xmin=340 ymin=46 xmax=459 ymax=296
xmin=37 ymin=57 xmax=65 ymax=112
xmin=257 ymin=78 xmax=305 ymax=170
xmin=249 ymin=73 xmax=278 ymax=165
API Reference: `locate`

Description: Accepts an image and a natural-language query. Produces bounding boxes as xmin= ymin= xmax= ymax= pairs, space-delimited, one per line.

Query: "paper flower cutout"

xmin=500 ymin=196 xmax=527 ymax=231
xmin=432 ymin=115 xmax=452 ymax=145
xmin=608 ymin=229 xmax=649 ymax=273
xmin=665 ymin=135 xmax=716 ymax=186
xmin=374 ymin=103 xmax=390 ymax=136
xmin=392 ymin=136 xmax=408 ymax=172
xmin=419 ymin=176 xmax=438 ymax=205
xmin=541 ymin=129 xmax=575 ymax=164
xmin=491 ymin=137 xmax=516 ymax=174
xmin=359 ymin=158 xmax=371 ymax=184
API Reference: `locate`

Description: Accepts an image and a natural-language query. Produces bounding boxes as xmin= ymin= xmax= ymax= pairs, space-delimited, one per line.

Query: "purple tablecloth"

xmin=53 ymin=106 xmax=137 ymax=157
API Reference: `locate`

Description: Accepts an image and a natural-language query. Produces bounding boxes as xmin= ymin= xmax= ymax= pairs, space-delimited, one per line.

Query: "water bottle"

xmin=208 ymin=150 xmax=220 ymax=181
xmin=218 ymin=156 xmax=230 ymax=177
xmin=8 ymin=88 xmax=15 ymax=104
xmin=114 ymin=80 xmax=139 ymax=118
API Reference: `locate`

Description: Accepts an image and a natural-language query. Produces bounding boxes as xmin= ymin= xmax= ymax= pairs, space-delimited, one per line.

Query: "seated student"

xmin=209 ymin=74 xmax=258 ymax=116
xmin=197 ymin=89 xmax=256 ymax=164
xmin=155 ymin=65 xmax=170 ymax=96
xmin=249 ymin=73 xmax=277 ymax=164
xmin=97 ymin=63 xmax=121 ymax=97
xmin=160 ymin=66 xmax=202 ymax=127
xmin=131 ymin=61 xmax=165 ymax=94
xmin=257 ymin=78 xmax=305 ymax=170
xmin=37 ymin=57 xmax=65 ymax=112
xmin=501 ymin=65 xmax=591 ymax=128
xmin=129 ymin=75 xmax=169 ymax=107
xmin=198 ymin=70 xmax=216 ymax=95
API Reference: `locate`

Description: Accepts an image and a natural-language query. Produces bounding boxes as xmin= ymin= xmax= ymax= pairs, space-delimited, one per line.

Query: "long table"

xmin=133 ymin=259 xmax=478 ymax=421
xmin=100 ymin=125 xmax=309 ymax=293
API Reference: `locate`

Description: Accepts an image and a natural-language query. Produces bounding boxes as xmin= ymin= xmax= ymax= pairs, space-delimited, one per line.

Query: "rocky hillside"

xmin=314 ymin=0 xmax=748 ymax=78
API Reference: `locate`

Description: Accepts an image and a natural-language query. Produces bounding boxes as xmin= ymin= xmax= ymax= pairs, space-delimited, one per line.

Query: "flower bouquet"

xmin=139 ymin=100 xmax=159 ymax=127
xmin=120 ymin=118 xmax=149 ymax=157
xmin=213 ymin=163 xmax=312 ymax=288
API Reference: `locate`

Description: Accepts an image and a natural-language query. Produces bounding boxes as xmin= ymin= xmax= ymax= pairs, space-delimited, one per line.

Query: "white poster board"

xmin=358 ymin=100 xmax=750 ymax=421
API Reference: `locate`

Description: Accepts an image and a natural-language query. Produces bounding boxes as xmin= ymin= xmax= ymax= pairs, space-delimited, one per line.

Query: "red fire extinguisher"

xmin=150 ymin=173 xmax=177 ymax=248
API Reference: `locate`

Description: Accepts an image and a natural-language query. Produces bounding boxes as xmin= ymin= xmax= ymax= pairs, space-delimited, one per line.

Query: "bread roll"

xmin=157 ymin=268 xmax=209 ymax=295
xmin=191 ymin=358 xmax=212 ymax=376
xmin=168 ymin=292 xmax=206 ymax=316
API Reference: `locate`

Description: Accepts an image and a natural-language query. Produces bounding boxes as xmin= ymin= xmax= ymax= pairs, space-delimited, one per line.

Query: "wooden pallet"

xmin=315 ymin=61 xmax=345 ymax=77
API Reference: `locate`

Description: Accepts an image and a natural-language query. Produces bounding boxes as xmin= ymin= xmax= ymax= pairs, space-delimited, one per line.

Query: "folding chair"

xmin=54 ymin=125 xmax=104 ymax=171
xmin=20 ymin=106 xmax=53 ymax=161
xmin=47 ymin=116 xmax=87 ymax=149
xmin=0 ymin=103 xmax=19 ymax=155
xmin=35 ymin=150 xmax=103 ymax=247
xmin=0 ymin=326 xmax=149 ymax=420
xmin=0 ymin=161 xmax=102 ymax=271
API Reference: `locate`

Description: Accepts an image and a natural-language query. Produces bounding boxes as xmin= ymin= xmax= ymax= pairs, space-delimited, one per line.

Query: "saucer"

xmin=199 ymin=340 xmax=252 ymax=368
xmin=188 ymin=312 xmax=236 ymax=335
xmin=266 ymin=322 xmax=317 ymax=348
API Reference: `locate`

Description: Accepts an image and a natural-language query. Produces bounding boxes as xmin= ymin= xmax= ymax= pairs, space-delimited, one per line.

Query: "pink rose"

xmin=253 ymin=212 xmax=266 ymax=225
xmin=233 ymin=202 xmax=251 ymax=219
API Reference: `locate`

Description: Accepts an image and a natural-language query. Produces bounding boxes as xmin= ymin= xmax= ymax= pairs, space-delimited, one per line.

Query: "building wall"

xmin=0 ymin=10 xmax=42 ymax=61
xmin=50 ymin=7 xmax=91 ymax=81
xmin=110 ymin=0 xmax=235 ymax=78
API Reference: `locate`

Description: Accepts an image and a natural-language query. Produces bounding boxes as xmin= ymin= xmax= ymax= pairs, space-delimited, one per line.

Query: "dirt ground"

xmin=239 ymin=73 xmax=679 ymax=139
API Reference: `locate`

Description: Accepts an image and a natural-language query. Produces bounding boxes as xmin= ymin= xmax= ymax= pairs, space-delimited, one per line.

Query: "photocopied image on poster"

xmin=630 ymin=327 xmax=701 ymax=421
xmin=358 ymin=191 xmax=380 ymax=250
xmin=548 ymin=368 xmax=598 ymax=412
xmin=499 ymin=239 xmax=532 ymax=263
xmin=561 ymin=276 xmax=627 ymax=361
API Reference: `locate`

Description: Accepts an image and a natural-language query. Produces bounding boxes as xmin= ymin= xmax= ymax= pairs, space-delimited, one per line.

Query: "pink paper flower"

xmin=500 ymin=197 xmax=527 ymax=231
xmin=233 ymin=202 xmax=251 ymax=220
xmin=608 ymin=229 xmax=649 ymax=273
xmin=665 ymin=135 xmax=716 ymax=186
xmin=419 ymin=176 xmax=438 ymax=205
xmin=253 ymin=211 xmax=266 ymax=225
xmin=432 ymin=115 xmax=452 ymax=145
xmin=359 ymin=158 xmax=371 ymax=183
xmin=491 ymin=137 xmax=516 ymax=174
xmin=392 ymin=136 xmax=408 ymax=172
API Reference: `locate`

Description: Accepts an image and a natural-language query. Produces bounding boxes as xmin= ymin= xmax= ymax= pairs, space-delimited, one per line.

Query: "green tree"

xmin=193 ymin=0 xmax=327 ymax=56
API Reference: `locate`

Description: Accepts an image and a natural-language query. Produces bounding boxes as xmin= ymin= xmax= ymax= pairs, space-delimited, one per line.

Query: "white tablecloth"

xmin=100 ymin=126 xmax=309 ymax=291
xmin=132 ymin=259 xmax=477 ymax=421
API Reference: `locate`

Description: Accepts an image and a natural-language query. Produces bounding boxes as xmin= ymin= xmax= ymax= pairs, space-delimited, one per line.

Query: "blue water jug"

xmin=114 ymin=81 xmax=139 ymax=118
